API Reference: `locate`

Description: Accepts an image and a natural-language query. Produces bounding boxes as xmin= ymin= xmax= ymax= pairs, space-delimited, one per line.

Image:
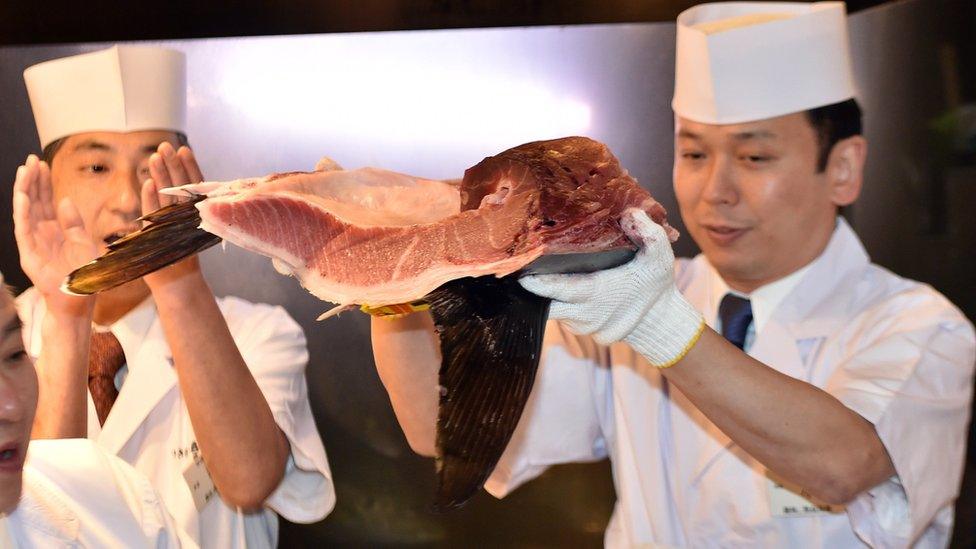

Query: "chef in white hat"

xmin=370 ymin=2 xmax=975 ymax=547
xmin=11 ymin=45 xmax=334 ymax=548
xmin=0 ymin=272 xmax=191 ymax=547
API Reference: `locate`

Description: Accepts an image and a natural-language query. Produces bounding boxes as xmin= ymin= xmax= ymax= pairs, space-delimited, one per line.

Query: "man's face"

xmin=673 ymin=113 xmax=842 ymax=292
xmin=49 ymin=130 xmax=181 ymax=255
xmin=0 ymin=290 xmax=37 ymax=514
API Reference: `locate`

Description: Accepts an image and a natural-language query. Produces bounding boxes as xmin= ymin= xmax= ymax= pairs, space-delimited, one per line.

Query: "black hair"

xmin=41 ymin=132 xmax=191 ymax=165
xmin=805 ymin=98 xmax=863 ymax=172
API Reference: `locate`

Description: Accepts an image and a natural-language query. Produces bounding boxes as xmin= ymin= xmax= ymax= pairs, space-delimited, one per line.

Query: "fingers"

xmin=149 ymin=150 xmax=176 ymax=209
xmin=157 ymin=142 xmax=190 ymax=187
xmin=141 ymin=178 xmax=161 ymax=218
xmin=56 ymin=198 xmax=96 ymax=264
xmin=518 ymin=272 xmax=598 ymax=304
xmin=38 ymin=159 xmax=55 ymax=220
xmin=149 ymin=151 xmax=173 ymax=189
xmin=18 ymin=155 xmax=40 ymax=206
xmin=151 ymin=143 xmax=203 ymax=208
xmin=12 ymin=188 xmax=37 ymax=253
xmin=13 ymin=156 xmax=50 ymax=257
xmin=12 ymin=163 xmax=30 ymax=201
xmin=177 ymin=146 xmax=204 ymax=183
xmin=547 ymin=301 xmax=573 ymax=323
xmin=620 ymin=208 xmax=669 ymax=249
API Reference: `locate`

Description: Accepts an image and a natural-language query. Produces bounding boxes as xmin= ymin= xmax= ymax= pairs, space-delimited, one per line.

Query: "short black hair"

xmin=805 ymin=98 xmax=863 ymax=172
xmin=41 ymin=132 xmax=191 ymax=165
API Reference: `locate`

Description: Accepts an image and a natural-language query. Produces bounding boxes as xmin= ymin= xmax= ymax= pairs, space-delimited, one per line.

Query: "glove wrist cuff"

xmin=624 ymin=288 xmax=705 ymax=368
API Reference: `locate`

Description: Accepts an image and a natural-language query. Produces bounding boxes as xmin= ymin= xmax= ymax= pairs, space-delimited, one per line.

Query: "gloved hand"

xmin=519 ymin=208 xmax=705 ymax=368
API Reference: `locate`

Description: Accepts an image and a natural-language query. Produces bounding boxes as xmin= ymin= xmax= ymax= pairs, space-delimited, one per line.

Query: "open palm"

xmin=12 ymin=155 xmax=96 ymax=307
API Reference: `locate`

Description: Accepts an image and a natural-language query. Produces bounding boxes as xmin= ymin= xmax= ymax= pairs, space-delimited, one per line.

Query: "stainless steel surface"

xmin=1 ymin=23 xmax=675 ymax=546
xmin=0 ymin=1 xmax=973 ymax=545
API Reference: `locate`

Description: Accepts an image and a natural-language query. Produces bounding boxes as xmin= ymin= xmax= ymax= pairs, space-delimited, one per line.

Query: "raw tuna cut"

xmin=65 ymin=136 xmax=677 ymax=510
xmin=67 ymin=137 xmax=673 ymax=304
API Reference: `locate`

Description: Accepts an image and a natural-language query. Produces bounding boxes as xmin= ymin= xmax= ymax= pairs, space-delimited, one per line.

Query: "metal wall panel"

xmin=0 ymin=0 xmax=972 ymax=545
xmin=0 ymin=22 xmax=681 ymax=546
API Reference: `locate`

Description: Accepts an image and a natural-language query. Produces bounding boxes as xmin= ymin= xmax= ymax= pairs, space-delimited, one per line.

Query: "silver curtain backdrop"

xmin=0 ymin=0 xmax=973 ymax=545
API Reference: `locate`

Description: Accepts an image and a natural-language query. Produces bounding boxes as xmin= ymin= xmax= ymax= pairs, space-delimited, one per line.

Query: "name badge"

xmin=183 ymin=454 xmax=217 ymax=512
xmin=767 ymin=477 xmax=842 ymax=517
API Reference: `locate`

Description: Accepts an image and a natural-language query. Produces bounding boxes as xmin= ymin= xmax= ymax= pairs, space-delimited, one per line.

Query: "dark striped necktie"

xmin=89 ymin=331 xmax=126 ymax=425
xmin=719 ymin=294 xmax=753 ymax=350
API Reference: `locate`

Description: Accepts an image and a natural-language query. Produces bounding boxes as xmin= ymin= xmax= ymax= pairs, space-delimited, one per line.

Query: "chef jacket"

xmin=17 ymin=292 xmax=335 ymax=548
xmin=486 ymin=218 xmax=976 ymax=548
xmin=5 ymin=438 xmax=190 ymax=548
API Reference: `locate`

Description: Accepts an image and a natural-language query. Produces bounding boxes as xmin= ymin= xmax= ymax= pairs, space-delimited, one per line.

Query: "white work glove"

xmin=519 ymin=208 xmax=705 ymax=368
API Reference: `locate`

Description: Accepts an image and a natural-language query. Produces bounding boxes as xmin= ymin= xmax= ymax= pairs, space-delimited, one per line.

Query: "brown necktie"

xmin=88 ymin=331 xmax=126 ymax=426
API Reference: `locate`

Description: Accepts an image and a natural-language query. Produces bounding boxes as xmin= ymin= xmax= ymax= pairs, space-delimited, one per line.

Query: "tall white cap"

xmin=672 ymin=2 xmax=856 ymax=125
xmin=24 ymin=45 xmax=186 ymax=149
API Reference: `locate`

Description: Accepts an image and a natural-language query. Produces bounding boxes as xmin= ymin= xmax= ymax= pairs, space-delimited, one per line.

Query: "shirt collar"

xmin=93 ymin=296 xmax=157 ymax=361
xmin=748 ymin=262 xmax=812 ymax=334
xmin=704 ymin=218 xmax=840 ymax=335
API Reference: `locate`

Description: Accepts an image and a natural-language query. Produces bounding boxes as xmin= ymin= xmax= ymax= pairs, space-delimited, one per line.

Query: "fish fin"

xmin=64 ymin=198 xmax=221 ymax=295
xmin=425 ymin=275 xmax=550 ymax=511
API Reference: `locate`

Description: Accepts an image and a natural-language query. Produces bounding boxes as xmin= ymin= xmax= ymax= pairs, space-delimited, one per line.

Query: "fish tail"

xmin=426 ymin=275 xmax=550 ymax=511
xmin=65 ymin=198 xmax=221 ymax=295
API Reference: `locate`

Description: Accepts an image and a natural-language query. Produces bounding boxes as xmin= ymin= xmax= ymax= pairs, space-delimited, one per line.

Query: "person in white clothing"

xmin=0 ymin=276 xmax=189 ymax=548
xmin=11 ymin=45 xmax=334 ymax=547
xmin=370 ymin=2 xmax=976 ymax=547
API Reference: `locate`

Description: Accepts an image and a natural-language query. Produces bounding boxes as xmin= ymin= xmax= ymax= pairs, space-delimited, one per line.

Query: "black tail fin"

xmin=425 ymin=275 xmax=550 ymax=511
xmin=65 ymin=198 xmax=221 ymax=295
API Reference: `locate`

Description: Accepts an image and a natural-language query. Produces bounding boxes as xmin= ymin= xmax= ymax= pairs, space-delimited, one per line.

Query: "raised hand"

xmin=143 ymin=141 xmax=205 ymax=213
xmin=141 ymin=141 xmax=207 ymax=290
xmin=12 ymin=155 xmax=96 ymax=314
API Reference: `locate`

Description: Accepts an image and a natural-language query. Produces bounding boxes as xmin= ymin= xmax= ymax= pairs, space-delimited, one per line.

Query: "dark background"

xmin=1 ymin=0 xmax=974 ymax=547
xmin=0 ymin=0 xmax=890 ymax=46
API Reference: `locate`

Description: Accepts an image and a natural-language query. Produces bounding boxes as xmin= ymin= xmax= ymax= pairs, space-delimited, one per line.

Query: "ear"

xmin=824 ymin=135 xmax=866 ymax=207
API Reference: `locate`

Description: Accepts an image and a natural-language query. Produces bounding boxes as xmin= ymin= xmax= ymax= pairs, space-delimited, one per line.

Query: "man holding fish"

xmin=372 ymin=2 xmax=975 ymax=546
xmin=10 ymin=46 xmax=333 ymax=547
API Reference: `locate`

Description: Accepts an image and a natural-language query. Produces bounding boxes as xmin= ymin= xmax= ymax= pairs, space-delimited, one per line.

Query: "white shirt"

xmin=5 ymin=439 xmax=191 ymax=548
xmin=486 ymin=218 xmax=976 ymax=548
xmin=17 ymin=293 xmax=336 ymax=549
xmin=710 ymin=259 xmax=813 ymax=351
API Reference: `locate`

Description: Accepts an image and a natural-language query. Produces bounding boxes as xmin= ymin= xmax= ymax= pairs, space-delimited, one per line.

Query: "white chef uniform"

xmin=17 ymin=291 xmax=335 ymax=548
xmin=5 ymin=438 xmax=190 ymax=548
xmin=488 ymin=3 xmax=975 ymax=546
xmin=486 ymin=218 xmax=976 ymax=547
xmin=19 ymin=44 xmax=335 ymax=548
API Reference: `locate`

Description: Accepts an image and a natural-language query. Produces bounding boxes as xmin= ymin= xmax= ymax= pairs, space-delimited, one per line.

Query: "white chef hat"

xmin=672 ymin=1 xmax=857 ymax=125
xmin=23 ymin=45 xmax=186 ymax=149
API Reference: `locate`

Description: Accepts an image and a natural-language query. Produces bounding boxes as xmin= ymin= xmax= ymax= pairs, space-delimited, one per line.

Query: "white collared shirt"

xmin=706 ymin=258 xmax=813 ymax=351
xmin=91 ymin=295 xmax=156 ymax=392
xmin=6 ymin=439 xmax=191 ymax=547
xmin=487 ymin=218 xmax=976 ymax=548
xmin=18 ymin=292 xmax=335 ymax=549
